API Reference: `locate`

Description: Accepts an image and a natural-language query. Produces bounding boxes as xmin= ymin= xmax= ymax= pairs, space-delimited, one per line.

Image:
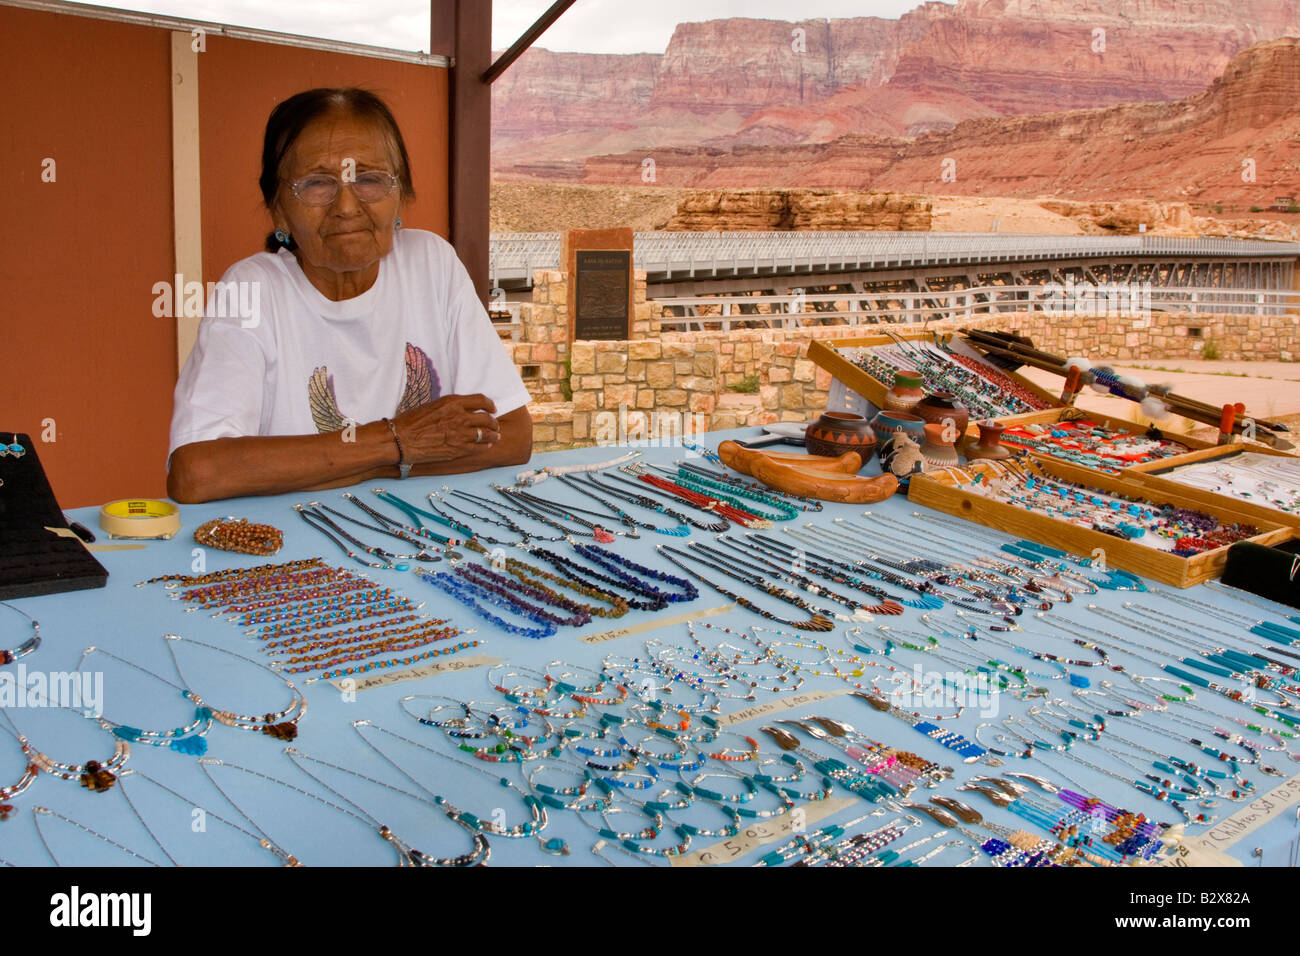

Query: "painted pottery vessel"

xmin=920 ymin=422 xmax=960 ymax=470
xmin=869 ymin=409 xmax=927 ymax=448
xmin=965 ymin=420 xmax=1011 ymax=461
xmin=882 ymin=370 xmax=926 ymax=413
xmin=805 ymin=411 xmax=878 ymax=464
xmin=914 ymin=391 xmax=970 ymax=438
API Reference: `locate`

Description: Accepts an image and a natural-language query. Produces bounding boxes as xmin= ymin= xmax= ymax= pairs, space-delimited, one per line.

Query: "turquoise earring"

xmin=275 ymin=228 xmax=290 ymax=244
xmin=395 ymin=218 xmax=403 ymax=231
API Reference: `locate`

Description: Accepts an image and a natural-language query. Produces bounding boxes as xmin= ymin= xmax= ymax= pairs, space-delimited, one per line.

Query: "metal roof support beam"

xmin=483 ymin=0 xmax=577 ymax=84
xmin=431 ymin=0 xmax=493 ymax=303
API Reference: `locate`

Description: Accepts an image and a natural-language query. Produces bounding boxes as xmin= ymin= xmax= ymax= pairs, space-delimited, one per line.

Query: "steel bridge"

xmin=489 ymin=231 xmax=1300 ymax=301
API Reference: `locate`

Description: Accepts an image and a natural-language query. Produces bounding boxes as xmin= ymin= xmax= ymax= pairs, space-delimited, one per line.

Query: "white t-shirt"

xmin=168 ymin=229 xmax=531 ymax=460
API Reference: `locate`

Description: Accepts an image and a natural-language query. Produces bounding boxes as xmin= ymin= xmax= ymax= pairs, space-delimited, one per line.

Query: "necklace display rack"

xmin=13 ymin=432 xmax=1300 ymax=867
xmin=0 ymin=432 xmax=108 ymax=600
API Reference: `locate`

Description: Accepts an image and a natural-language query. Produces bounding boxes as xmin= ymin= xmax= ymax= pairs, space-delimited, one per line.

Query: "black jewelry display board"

xmin=0 ymin=432 xmax=108 ymax=599
xmin=573 ymin=250 xmax=632 ymax=341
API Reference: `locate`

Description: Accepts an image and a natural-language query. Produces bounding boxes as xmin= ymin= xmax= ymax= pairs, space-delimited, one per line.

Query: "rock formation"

xmin=492 ymin=0 xmax=1300 ymax=173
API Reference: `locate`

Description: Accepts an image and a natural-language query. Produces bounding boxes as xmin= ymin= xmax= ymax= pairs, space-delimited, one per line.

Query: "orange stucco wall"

xmin=0 ymin=6 xmax=449 ymax=508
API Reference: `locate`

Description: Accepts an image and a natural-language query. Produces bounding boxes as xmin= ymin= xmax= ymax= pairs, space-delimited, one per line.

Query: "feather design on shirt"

xmin=306 ymin=344 xmax=440 ymax=433
xmin=308 ymin=366 xmax=349 ymax=434
xmin=396 ymin=342 xmax=440 ymax=414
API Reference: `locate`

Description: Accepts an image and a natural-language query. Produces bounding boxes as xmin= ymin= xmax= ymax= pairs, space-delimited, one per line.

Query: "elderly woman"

xmin=167 ymin=88 xmax=532 ymax=503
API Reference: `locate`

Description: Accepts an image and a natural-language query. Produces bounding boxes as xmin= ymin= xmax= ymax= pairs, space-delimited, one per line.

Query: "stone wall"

xmin=953 ymin=309 xmax=1298 ymax=363
xmin=512 ymin=266 xmax=1300 ymax=451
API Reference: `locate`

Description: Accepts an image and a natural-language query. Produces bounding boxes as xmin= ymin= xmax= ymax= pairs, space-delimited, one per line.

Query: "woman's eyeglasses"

xmin=284 ymin=171 xmax=399 ymax=206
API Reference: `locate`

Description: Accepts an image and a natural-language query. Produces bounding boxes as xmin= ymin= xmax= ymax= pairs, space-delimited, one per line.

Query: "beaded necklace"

xmin=749 ymin=532 xmax=943 ymax=610
xmin=492 ymin=484 xmax=621 ymax=542
xmin=646 ymin=465 xmax=798 ymax=523
xmin=555 ymin=474 xmax=691 ymax=537
xmin=515 ymin=449 xmax=643 ymax=485
xmin=518 ymin=545 xmax=669 ymax=612
xmin=309 ymin=500 xmax=445 ymax=561
xmin=0 ymin=602 xmax=40 ymax=666
xmin=689 ymin=540 xmax=879 ymax=621
xmin=440 ymin=489 xmax=562 ymax=544
xmin=1 ymin=707 xmax=128 ymax=794
xmin=1031 ymin=746 xmax=1210 ymax=826
xmin=76 ymin=645 xmax=214 ymax=756
xmin=163 ymin=634 xmax=307 ymax=740
xmin=570 ymin=543 xmax=699 ymax=605
xmin=414 ymin=569 xmax=557 ymax=640
xmin=595 ymin=473 xmax=731 ymax=532
xmin=622 ymin=464 xmax=773 ymax=528
xmin=656 ymin=545 xmax=834 ymax=632
xmin=0 ymin=727 xmax=37 ymax=820
xmin=674 ymin=460 xmax=823 ymax=512
xmin=345 ymin=492 xmax=460 ymax=546
xmin=759 ymin=725 xmax=918 ymax=803
xmin=202 ymin=755 xmax=483 ymax=867
xmin=369 ymin=488 xmax=476 ymax=542
xmin=294 ymin=504 xmax=408 ymax=570
xmin=117 ymin=767 xmax=299 ymax=866
xmin=1087 ymin=606 xmax=1300 ymax=704
xmin=874 ymin=619 xmax=1034 ymax=691
xmin=802 ymin=521 xmax=1024 ymax=618
xmin=454 ymin=562 xmax=592 ymax=627
xmin=32 ymin=805 xmax=164 ymax=867
xmin=352 ymin=720 xmax=557 ymax=849
xmin=491 ymin=553 xmax=630 ymax=619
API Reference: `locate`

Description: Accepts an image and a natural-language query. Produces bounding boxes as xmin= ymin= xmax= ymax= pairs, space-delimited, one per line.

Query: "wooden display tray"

xmin=1124 ymin=444 xmax=1300 ymax=532
xmin=905 ymin=458 xmax=1292 ymax=588
xmin=806 ymin=332 xmax=1062 ymax=423
xmin=985 ymin=405 xmax=1218 ymax=472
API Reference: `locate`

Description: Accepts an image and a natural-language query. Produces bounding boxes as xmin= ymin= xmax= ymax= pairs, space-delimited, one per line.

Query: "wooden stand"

xmin=906 ymin=459 xmax=1292 ymax=588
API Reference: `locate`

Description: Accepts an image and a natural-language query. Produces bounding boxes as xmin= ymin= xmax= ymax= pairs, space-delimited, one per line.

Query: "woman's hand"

xmin=391 ymin=393 xmax=502 ymax=464
xmin=167 ymin=399 xmax=531 ymax=503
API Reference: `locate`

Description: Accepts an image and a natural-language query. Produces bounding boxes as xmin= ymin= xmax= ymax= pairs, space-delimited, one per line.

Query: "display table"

xmin=3 ymin=430 xmax=1298 ymax=868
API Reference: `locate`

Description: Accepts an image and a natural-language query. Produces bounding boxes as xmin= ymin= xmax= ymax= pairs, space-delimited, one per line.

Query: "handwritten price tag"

xmin=580 ymin=604 xmax=733 ymax=645
xmin=717 ymin=688 xmax=849 ymax=726
xmin=327 ymin=654 xmax=502 ymax=693
xmin=670 ymin=798 xmax=856 ymax=867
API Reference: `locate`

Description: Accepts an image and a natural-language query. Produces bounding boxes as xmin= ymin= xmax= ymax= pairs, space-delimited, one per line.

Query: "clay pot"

xmin=805 ymin=411 xmax=878 ymax=465
xmin=869 ymin=409 xmax=926 ymax=448
xmin=914 ymin=391 xmax=970 ymax=438
xmin=965 ymin=420 xmax=1011 ymax=461
xmin=882 ymin=370 xmax=926 ymax=413
xmin=921 ymin=422 xmax=960 ymax=470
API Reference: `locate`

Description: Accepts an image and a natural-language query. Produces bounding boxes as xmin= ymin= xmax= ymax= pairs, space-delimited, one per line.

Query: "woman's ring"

xmin=475 ymin=427 xmax=483 ymax=443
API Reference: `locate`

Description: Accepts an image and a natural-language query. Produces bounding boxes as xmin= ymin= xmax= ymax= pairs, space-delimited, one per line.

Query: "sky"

xmin=73 ymin=0 xmax=928 ymax=54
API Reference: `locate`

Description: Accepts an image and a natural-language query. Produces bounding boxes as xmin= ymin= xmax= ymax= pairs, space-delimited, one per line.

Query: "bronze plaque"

xmin=574 ymin=250 xmax=631 ymax=340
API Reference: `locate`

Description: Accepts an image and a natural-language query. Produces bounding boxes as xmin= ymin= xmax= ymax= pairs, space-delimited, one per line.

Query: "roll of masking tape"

xmin=98 ymin=499 xmax=181 ymax=540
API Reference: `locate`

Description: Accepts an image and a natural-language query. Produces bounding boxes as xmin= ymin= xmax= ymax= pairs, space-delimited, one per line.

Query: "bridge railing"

xmin=654 ymin=284 xmax=1300 ymax=332
xmin=487 ymin=231 xmax=1300 ymax=285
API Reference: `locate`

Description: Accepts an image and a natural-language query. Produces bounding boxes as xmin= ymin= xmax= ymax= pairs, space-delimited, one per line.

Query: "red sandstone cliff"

xmin=492 ymin=0 xmax=1300 ymax=173
xmin=558 ymin=37 xmax=1300 ymax=210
